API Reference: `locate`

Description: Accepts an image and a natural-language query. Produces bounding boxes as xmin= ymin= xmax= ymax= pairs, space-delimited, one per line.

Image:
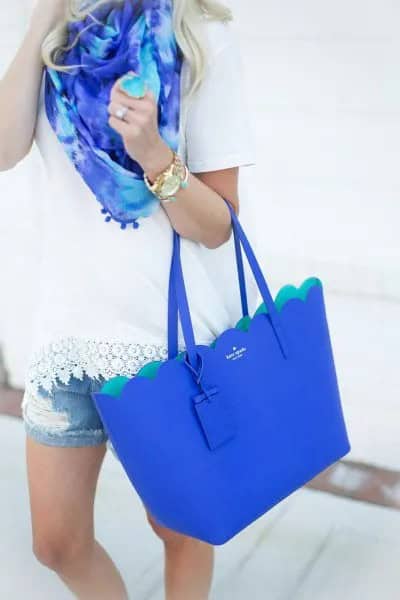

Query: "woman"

xmin=0 ymin=0 xmax=258 ymax=597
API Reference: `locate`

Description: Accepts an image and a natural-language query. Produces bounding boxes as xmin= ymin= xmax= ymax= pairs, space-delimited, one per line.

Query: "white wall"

xmin=0 ymin=4 xmax=44 ymax=386
xmin=1 ymin=2 xmax=399 ymax=468
xmin=231 ymin=1 xmax=400 ymax=470
xmin=236 ymin=0 xmax=399 ymax=299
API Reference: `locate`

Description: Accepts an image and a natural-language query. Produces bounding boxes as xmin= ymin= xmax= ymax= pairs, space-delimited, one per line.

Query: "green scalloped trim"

xmin=137 ymin=360 xmax=163 ymax=379
xmin=101 ymin=375 xmax=130 ymax=397
xmin=275 ymin=277 xmax=322 ymax=311
xmin=100 ymin=277 xmax=322 ymax=396
xmin=103 ymin=350 xmax=188 ymax=398
xmin=234 ymin=314 xmax=253 ymax=332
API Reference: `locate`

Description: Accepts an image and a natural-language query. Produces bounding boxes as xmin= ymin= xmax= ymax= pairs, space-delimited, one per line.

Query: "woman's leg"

xmin=146 ymin=510 xmax=214 ymax=600
xmin=26 ymin=435 xmax=129 ymax=600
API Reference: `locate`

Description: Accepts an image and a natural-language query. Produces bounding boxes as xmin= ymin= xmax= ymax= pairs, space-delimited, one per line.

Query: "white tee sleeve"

xmin=184 ymin=23 xmax=257 ymax=173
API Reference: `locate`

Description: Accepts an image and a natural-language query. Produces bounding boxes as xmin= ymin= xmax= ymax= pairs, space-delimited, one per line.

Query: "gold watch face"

xmin=161 ymin=175 xmax=181 ymax=196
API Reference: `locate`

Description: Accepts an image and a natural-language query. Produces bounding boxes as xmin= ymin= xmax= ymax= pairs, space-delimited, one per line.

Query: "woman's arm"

xmin=0 ymin=1 xmax=66 ymax=171
xmin=144 ymin=145 xmax=239 ymax=249
xmin=166 ymin=166 xmax=240 ymax=249
xmin=108 ymin=13 xmax=256 ymax=250
xmin=109 ymin=79 xmax=240 ymax=249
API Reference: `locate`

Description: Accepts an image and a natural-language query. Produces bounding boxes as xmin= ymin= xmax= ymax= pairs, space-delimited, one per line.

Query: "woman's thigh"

xmin=21 ymin=375 xmax=108 ymax=447
xmin=26 ymin=435 xmax=107 ymax=565
xmin=22 ymin=375 xmax=109 ymax=562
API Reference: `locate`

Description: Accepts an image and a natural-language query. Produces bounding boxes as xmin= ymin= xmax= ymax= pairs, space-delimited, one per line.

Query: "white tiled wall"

xmin=0 ymin=2 xmax=399 ymax=468
xmin=234 ymin=1 xmax=399 ymax=299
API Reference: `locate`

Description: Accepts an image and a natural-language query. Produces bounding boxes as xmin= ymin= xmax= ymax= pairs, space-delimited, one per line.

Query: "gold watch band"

xmin=144 ymin=151 xmax=188 ymax=201
xmin=143 ymin=150 xmax=175 ymax=188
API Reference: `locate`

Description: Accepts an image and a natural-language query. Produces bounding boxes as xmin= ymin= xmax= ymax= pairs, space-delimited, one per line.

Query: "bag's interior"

xmin=100 ymin=277 xmax=322 ymax=396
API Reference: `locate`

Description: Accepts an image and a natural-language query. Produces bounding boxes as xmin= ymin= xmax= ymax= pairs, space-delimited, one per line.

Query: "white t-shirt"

xmin=25 ymin=17 xmax=260 ymax=395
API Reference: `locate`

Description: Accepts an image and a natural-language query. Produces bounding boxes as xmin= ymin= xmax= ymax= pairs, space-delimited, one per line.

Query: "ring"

xmin=115 ymin=105 xmax=129 ymax=121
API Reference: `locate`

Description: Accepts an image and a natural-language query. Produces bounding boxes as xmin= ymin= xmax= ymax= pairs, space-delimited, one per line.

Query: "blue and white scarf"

xmin=44 ymin=0 xmax=183 ymax=229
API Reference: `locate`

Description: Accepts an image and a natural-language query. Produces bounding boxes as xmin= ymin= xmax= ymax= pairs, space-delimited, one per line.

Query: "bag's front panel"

xmin=187 ymin=284 xmax=350 ymax=541
xmin=94 ymin=360 xmax=232 ymax=538
xmin=94 ymin=283 xmax=350 ymax=545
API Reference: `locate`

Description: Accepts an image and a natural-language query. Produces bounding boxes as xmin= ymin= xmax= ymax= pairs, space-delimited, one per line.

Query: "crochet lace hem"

xmin=25 ymin=336 xmax=185 ymax=395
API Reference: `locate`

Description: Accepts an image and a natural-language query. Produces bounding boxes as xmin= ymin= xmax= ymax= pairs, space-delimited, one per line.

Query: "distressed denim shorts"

xmin=22 ymin=374 xmax=114 ymax=449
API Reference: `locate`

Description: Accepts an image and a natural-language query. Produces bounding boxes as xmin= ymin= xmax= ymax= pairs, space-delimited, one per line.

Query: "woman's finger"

xmin=107 ymin=101 xmax=134 ymax=122
xmin=110 ymin=82 xmax=155 ymax=112
xmin=107 ymin=113 xmax=137 ymax=137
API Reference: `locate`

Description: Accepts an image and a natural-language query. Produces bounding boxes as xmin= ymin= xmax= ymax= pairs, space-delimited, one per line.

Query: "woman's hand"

xmin=29 ymin=0 xmax=68 ymax=34
xmin=107 ymin=74 xmax=174 ymax=181
xmin=107 ymin=73 xmax=236 ymax=249
xmin=0 ymin=0 xmax=68 ymax=169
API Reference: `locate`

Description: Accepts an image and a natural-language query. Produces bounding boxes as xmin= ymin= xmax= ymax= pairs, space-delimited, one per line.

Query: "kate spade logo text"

xmin=225 ymin=346 xmax=247 ymax=361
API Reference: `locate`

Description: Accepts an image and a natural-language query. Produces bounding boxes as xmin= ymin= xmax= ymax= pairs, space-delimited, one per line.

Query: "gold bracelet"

xmin=160 ymin=163 xmax=189 ymax=203
xmin=144 ymin=151 xmax=189 ymax=202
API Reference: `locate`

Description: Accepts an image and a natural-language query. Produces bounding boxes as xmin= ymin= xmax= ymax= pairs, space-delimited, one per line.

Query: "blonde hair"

xmin=41 ymin=0 xmax=233 ymax=102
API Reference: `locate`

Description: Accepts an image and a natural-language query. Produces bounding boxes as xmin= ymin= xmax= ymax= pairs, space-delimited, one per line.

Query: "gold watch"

xmin=144 ymin=151 xmax=188 ymax=202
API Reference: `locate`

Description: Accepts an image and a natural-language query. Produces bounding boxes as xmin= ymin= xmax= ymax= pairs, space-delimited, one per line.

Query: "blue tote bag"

xmin=92 ymin=199 xmax=351 ymax=545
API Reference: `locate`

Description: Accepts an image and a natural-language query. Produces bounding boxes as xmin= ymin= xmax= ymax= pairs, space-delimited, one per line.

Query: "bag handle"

xmin=167 ymin=227 xmax=179 ymax=359
xmin=168 ymin=199 xmax=289 ymax=370
xmin=167 ymin=204 xmax=249 ymax=359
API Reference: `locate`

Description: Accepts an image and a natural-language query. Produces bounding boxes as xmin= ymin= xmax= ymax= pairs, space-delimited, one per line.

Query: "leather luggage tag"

xmin=192 ymin=386 xmax=237 ymax=451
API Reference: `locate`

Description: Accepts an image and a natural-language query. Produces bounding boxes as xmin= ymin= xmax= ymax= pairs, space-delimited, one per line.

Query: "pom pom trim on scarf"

xmin=44 ymin=0 xmax=183 ymax=230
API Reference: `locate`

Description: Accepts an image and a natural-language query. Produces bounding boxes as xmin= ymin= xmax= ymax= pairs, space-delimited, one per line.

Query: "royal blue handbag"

xmin=92 ymin=199 xmax=351 ymax=545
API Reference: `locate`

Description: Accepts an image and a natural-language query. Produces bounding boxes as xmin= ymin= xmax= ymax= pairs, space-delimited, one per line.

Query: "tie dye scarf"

xmin=44 ymin=0 xmax=183 ymax=229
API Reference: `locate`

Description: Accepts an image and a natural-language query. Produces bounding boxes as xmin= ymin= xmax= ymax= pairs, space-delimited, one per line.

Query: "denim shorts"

xmin=22 ymin=374 xmax=115 ymax=450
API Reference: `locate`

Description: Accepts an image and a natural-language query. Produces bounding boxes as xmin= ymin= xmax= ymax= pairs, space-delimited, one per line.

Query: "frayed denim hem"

xmin=23 ymin=420 xmax=109 ymax=448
